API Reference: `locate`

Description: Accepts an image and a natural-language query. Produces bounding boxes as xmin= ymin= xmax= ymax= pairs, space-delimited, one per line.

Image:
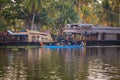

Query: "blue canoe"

xmin=42 ymin=44 xmax=83 ymax=48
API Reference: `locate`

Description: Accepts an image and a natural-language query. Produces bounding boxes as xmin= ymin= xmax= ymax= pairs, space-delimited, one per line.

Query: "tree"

xmin=101 ymin=0 xmax=119 ymax=26
xmin=72 ymin=0 xmax=92 ymax=23
xmin=0 ymin=0 xmax=25 ymax=31
xmin=53 ymin=1 xmax=79 ymax=28
xmin=0 ymin=0 xmax=119 ymax=32
xmin=24 ymin=0 xmax=43 ymax=30
xmin=0 ymin=0 xmax=12 ymax=31
xmin=53 ymin=1 xmax=79 ymax=29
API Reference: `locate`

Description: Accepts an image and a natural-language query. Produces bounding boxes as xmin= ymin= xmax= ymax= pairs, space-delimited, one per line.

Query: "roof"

xmin=63 ymin=25 xmax=120 ymax=34
xmin=80 ymin=24 xmax=93 ymax=27
xmin=26 ymin=30 xmax=49 ymax=35
xmin=64 ymin=29 xmax=120 ymax=34
xmin=79 ymin=30 xmax=120 ymax=34
xmin=63 ymin=30 xmax=80 ymax=33
xmin=7 ymin=30 xmax=28 ymax=36
xmin=7 ymin=30 xmax=50 ymax=36
xmin=92 ymin=26 xmax=120 ymax=30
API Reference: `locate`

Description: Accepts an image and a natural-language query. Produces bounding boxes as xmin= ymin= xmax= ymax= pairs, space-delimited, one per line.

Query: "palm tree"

xmin=72 ymin=0 xmax=92 ymax=23
xmin=56 ymin=1 xmax=79 ymax=28
xmin=110 ymin=0 xmax=120 ymax=27
xmin=24 ymin=0 xmax=43 ymax=30
xmin=0 ymin=0 xmax=20 ymax=31
xmin=0 ymin=0 xmax=13 ymax=31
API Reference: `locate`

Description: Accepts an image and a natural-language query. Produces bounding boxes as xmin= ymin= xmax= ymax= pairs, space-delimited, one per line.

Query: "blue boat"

xmin=42 ymin=44 xmax=83 ymax=48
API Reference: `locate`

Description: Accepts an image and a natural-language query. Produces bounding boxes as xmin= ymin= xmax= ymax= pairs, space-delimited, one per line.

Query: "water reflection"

xmin=0 ymin=48 xmax=27 ymax=80
xmin=87 ymin=47 xmax=120 ymax=80
xmin=0 ymin=46 xmax=120 ymax=80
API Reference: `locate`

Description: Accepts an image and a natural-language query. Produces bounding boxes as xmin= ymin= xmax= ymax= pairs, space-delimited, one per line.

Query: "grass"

xmin=3 ymin=46 xmax=39 ymax=49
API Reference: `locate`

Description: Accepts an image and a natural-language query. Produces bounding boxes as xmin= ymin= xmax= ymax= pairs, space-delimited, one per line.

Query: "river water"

xmin=0 ymin=46 xmax=120 ymax=80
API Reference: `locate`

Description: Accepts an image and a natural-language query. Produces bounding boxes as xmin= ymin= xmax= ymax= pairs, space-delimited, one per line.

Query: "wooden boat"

xmin=42 ymin=44 xmax=83 ymax=48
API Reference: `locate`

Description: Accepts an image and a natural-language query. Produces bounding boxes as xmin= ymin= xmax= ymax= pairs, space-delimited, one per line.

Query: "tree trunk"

xmin=78 ymin=1 xmax=81 ymax=23
xmin=119 ymin=8 xmax=120 ymax=27
xmin=31 ymin=12 xmax=35 ymax=30
xmin=13 ymin=22 xmax=16 ymax=31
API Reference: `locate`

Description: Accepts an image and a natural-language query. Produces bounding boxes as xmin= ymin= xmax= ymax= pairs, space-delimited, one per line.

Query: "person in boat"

xmin=56 ymin=42 xmax=58 ymax=46
xmin=57 ymin=40 xmax=65 ymax=46
xmin=82 ymin=41 xmax=86 ymax=46
xmin=68 ymin=42 xmax=71 ymax=45
xmin=40 ymin=42 xmax=44 ymax=46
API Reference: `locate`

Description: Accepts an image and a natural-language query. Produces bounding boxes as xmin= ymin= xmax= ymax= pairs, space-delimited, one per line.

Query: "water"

xmin=0 ymin=46 xmax=120 ymax=80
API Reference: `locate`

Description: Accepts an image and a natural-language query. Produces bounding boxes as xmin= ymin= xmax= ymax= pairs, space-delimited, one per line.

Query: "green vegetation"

xmin=4 ymin=46 xmax=39 ymax=50
xmin=0 ymin=0 xmax=120 ymax=31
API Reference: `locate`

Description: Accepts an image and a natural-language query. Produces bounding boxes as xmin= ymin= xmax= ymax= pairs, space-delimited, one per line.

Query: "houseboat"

xmin=63 ymin=23 xmax=120 ymax=45
xmin=0 ymin=30 xmax=53 ymax=46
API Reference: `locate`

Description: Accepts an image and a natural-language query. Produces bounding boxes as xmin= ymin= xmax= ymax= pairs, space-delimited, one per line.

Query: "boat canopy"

xmin=7 ymin=30 xmax=28 ymax=36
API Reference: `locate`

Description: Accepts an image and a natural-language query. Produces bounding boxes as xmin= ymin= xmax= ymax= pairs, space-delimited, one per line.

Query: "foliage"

xmin=0 ymin=0 xmax=119 ymax=31
xmin=55 ymin=1 xmax=79 ymax=29
xmin=101 ymin=0 xmax=119 ymax=26
xmin=0 ymin=21 xmax=8 ymax=31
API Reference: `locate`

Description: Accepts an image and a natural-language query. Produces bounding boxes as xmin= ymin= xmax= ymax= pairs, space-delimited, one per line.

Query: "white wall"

xmin=98 ymin=34 xmax=102 ymax=40
xmin=105 ymin=34 xmax=117 ymax=40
